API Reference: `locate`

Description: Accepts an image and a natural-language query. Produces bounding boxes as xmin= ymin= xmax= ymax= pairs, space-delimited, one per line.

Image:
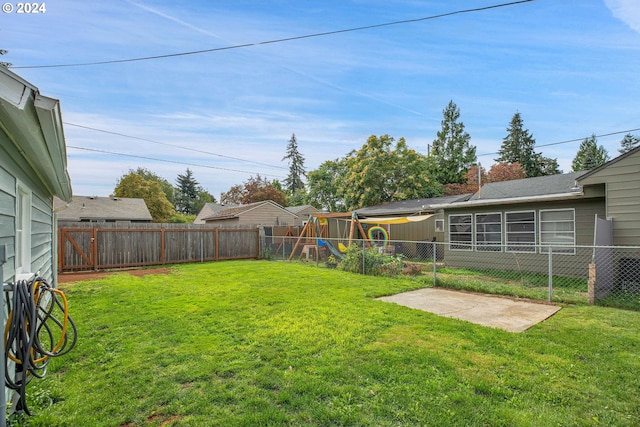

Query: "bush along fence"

xmin=264 ymin=235 xmax=640 ymax=311
xmin=58 ymin=223 xmax=260 ymax=272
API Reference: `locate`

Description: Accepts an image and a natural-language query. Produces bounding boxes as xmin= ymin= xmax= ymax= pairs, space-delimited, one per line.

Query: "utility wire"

xmin=12 ymin=0 xmax=535 ymax=69
xmin=477 ymin=127 xmax=640 ymax=157
xmin=64 ymin=122 xmax=287 ymax=170
xmin=67 ymin=145 xmax=286 ymax=178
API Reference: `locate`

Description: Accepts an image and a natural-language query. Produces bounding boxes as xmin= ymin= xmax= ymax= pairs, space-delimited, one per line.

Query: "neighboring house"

xmin=577 ymin=145 xmax=640 ymax=247
xmin=432 ymin=171 xmax=606 ymax=277
xmin=285 ymin=204 xmax=321 ymax=226
xmin=203 ymin=200 xmax=298 ymax=226
xmin=193 ymin=202 xmax=239 ymax=224
xmin=0 ymin=67 xmax=73 ymax=285
xmin=54 ymin=195 xmax=152 ymax=224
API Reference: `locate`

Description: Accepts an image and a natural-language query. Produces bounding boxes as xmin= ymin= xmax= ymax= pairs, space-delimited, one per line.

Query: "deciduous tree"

xmin=113 ymin=173 xmax=175 ymax=222
xmin=307 ymin=159 xmax=347 ymax=212
xmin=220 ymin=175 xmax=287 ymax=206
xmin=340 ymin=135 xmax=440 ymax=210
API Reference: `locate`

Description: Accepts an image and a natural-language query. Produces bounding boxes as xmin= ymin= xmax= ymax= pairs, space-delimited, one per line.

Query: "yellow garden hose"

xmin=4 ymin=276 xmax=77 ymax=415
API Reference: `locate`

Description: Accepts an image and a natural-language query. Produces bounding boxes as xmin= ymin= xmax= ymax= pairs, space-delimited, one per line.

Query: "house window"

xmin=435 ymin=219 xmax=444 ymax=233
xmin=539 ymin=209 xmax=575 ymax=254
xmin=505 ymin=211 xmax=536 ymax=252
xmin=449 ymin=214 xmax=472 ymax=251
xmin=475 ymin=213 xmax=502 ymax=252
xmin=16 ymin=184 xmax=31 ymax=274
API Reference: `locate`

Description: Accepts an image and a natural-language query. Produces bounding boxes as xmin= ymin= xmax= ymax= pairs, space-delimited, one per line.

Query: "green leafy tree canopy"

xmin=340 ymin=134 xmax=441 ymax=210
xmin=113 ymin=172 xmax=175 ymax=222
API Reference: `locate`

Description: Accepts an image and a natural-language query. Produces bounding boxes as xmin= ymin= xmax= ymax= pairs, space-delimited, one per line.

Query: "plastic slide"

xmin=318 ymin=239 xmax=345 ymax=259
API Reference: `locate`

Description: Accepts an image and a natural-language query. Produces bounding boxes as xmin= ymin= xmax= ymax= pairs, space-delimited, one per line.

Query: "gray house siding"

xmin=1 ymin=134 xmax=56 ymax=283
xmin=579 ymin=149 xmax=640 ymax=246
xmin=443 ymin=198 xmax=605 ymax=278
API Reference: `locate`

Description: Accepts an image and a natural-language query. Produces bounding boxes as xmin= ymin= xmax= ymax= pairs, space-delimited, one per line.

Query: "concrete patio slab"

xmin=377 ymin=288 xmax=561 ymax=332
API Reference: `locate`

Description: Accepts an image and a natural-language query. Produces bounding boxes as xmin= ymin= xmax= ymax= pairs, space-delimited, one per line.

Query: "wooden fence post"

xmin=588 ymin=263 xmax=596 ymax=305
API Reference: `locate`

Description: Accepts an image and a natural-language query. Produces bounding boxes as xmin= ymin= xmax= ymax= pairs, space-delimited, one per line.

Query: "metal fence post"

xmin=432 ymin=241 xmax=437 ymax=287
xmin=548 ymin=247 xmax=553 ymax=302
xmin=362 ymin=240 xmax=366 ymax=275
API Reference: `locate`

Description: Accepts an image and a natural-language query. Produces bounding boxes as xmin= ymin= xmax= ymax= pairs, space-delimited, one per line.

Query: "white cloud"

xmin=605 ymin=0 xmax=640 ymax=33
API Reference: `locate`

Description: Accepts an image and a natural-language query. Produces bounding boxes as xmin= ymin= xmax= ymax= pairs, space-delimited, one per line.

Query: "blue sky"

xmin=3 ymin=0 xmax=639 ymax=200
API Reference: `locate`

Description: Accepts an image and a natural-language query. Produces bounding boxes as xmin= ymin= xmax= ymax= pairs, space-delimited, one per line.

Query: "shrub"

xmin=339 ymin=244 xmax=402 ymax=277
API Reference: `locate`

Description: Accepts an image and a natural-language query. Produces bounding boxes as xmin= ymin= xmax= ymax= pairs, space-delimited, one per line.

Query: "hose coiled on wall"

xmin=4 ymin=276 xmax=77 ymax=415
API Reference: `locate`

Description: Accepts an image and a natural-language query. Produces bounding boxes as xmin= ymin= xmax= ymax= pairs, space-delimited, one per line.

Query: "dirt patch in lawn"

xmin=58 ymin=267 xmax=174 ymax=284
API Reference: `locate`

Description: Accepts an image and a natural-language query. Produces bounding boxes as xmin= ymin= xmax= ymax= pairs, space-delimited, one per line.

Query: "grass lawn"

xmin=21 ymin=261 xmax=640 ymax=426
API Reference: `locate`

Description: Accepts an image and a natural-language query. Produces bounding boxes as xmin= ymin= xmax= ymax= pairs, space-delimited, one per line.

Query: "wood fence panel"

xmin=58 ymin=223 xmax=259 ymax=271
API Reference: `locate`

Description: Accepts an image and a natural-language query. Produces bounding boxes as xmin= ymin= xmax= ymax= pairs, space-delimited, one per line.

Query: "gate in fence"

xmin=58 ymin=223 xmax=260 ymax=272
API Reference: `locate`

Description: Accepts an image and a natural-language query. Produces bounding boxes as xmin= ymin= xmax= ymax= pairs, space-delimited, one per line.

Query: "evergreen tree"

xmin=572 ymin=135 xmax=610 ymax=171
xmin=496 ymin=112 xmax=540 ymax=177
xmin=282 ymin=133 xmax=306 ymax=197
xmin=0 ymin=49 xmax=11 ymax=68
xmin=430 ymin=101 xmax=477 ymax=184
xmin=175 ymin=168 xmax=200 ymax=214
xmin=619 ymin=133 xmax=640 ymax=154
xmin=538 ymin=156 xmax=562 ymax=175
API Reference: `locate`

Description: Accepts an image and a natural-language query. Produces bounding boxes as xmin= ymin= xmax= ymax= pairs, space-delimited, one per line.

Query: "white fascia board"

xmin=34 ymin=95 xmax=72 ymax=201
xmin=0 ymin=67 xmax=35 ymax=108
xmin=430 ymin=192 xmax=584 ymax=210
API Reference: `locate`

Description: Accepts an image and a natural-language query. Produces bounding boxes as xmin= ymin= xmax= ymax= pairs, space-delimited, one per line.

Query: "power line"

xmin=66 ymin=145 xmax=286 ymax=179
xmin=12 ymin=0 xmax=535 ymax=69
xmin=477 ymin=127 xmax=640 ymax=157
xmin=64 ymin=122 xmax=287 ymax=170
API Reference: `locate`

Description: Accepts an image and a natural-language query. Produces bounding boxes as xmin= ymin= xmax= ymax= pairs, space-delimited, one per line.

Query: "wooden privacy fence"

xmin=58 ymin=223 xmax=260 ymax=272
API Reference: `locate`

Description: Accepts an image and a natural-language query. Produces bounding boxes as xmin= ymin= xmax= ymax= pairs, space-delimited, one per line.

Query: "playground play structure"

xmin=288 ymin=212 xmax=390 ymax=261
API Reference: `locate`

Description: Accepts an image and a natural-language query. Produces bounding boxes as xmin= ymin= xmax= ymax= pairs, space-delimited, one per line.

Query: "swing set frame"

xmin=288 ymin=212 xmax=372 ymax=261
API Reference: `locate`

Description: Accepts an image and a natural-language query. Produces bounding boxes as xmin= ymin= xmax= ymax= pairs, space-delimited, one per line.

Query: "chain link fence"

xmin=262 ymin=235 xmax=640 ymax=311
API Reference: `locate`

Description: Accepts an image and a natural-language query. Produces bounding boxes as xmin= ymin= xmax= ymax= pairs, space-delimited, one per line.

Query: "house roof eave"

xmin=431 ymin=191 xmax=584 ymax=210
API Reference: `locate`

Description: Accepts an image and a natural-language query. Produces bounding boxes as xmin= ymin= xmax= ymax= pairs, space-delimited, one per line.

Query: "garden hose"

xmin=4 ymin=276 xmax=77 ymax=415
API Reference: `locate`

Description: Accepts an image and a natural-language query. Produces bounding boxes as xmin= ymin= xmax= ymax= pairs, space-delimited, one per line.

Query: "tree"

xmin=220 ymin=175 xmax=287 ymax=206
xmin=130 ymin=167 xmax=175 ymax=205
xmin=0 ymin=49 xmax=11 ymax=68
xmin=496 ymin=112 xmax=542 ymax=177
xmin=282 ymin=133 xmax=306 ymax=197
xmin=174 ymin=169 xmax=200 ymax=214
xmin=619 ymin=133 xmax=640 ymax=154
xmin=443 ymin=162 xmax=526 ymax=196
xmin=307 ymin=159 xmax=347 ymax=212
xmin=572 ymin=135 xmax=610 ymax=171
xmin=172 ymin=169 xmax=215 ymax=215
xmin=430 ymin=101 xmax=477 ymax=184
xmin=486 ymin=162 xmax=526 ymax=183
xmin=192 ymin=187 xmax=215 ymax=215
xmin=113 ymin=173 xmax=175 ymax=222
xmin=340 ymin=134 xmax=441 ymax=210
xmin=443 ymin=165 xmax=486 ymax=196
xmin=538 ymin=156 xmax=562 ymax=175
